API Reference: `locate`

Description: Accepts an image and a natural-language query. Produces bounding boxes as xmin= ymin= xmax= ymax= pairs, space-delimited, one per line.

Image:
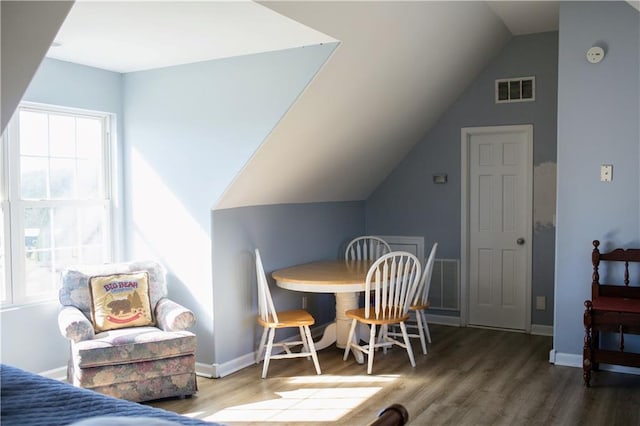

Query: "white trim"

xmin=212 ymin=323 xmax=329 ymax=378
xmin=460 ymin=125 xmax=534 ymax=332
xmin=39 ymin=366 xmax=67 ymax=381
xmin=549 ymin=350 xmax=640 ymax=376
xmin=375 ymin=235 xmax=425 ymax=261
xmin=495 ymin=76 xmax=536 ymax=103
xmin=530 ymin=324 xmax=554 ymax=336
xmin=425 ymin=313 xmax=462 ymax=327
xmin=211 ymin=353 xmax=257 ymax=379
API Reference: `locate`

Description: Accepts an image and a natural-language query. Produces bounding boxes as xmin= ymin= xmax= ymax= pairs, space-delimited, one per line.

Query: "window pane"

xmin=77 ymin=118 xmax=102 ymax=159
xmin=24 ymin=207 xmax=54 ymax=298
xmin=49 ymin=114 xmax=76 ymax=157
xmin=22 ymin=205 xmax=108 ymax=299
xmin=24 ymin=246 xmax=56 ymax=297
xmin=78 ymin=158 xmax=101 ymax=199
xmin=53 ymin=206 xmax=78 ymax=249
xmin=49 ymin=158 xmax=76 ymax=199
xmin=19 ymin=111 xmax=48 ymax=156
xmin=20 ymin=156 xmax=48 ymax=199
xmin=79 ymin=206 xmax=105 ymax=247
xmin=24 ymin=207 xmax=51 ymax=251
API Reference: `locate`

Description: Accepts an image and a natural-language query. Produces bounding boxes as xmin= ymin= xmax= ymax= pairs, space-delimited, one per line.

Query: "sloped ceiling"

xmin=1 ymin=0 xmax=74 ymax=132
xmin=216 ymin=1 xmax=512 ymax=209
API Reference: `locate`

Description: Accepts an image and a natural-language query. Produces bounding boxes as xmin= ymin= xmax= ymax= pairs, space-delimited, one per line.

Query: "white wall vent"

xmin=429 ymin=258 xmax=460 ymax=311
xmin=495 ymin=76 xmax=535 ymax=103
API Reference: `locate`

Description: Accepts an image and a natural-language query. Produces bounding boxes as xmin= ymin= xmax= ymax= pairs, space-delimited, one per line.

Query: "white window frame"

xmin=1 ymin=102 xmax=116 ymax=307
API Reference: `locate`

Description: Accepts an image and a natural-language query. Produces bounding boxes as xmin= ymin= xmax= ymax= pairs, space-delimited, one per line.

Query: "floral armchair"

xmin=57 ymin=260 xmax=197 ymax=402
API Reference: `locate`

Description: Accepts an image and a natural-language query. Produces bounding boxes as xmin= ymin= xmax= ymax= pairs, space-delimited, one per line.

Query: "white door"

xmin=462 ymin=125 xmax=532 ymax=331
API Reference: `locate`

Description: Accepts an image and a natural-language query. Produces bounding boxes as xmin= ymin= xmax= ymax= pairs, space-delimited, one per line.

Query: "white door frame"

xmin=460 ymin=125 xmax=533 ymax=331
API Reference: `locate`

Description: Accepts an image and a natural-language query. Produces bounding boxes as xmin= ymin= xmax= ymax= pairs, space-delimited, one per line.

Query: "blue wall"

xmin=0 ymin=42 xmax=337 ymax=373
xmin=0 ymin=59 xmax=123 ymax=373
xmin=211 ymin=201 xmax=364 ymax=371
xmin=365 ymin=32 xmax=559 ymax=326
xmin=554 ymin=1 xmax=640 ymax=358
xmin=122 ymin=43 xmax=337 ymax=366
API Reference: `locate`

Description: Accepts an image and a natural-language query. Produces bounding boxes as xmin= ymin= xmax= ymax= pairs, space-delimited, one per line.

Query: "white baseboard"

xmin=210 ymin=353 xmax=256 ymax=379
xmin=425 ymin=313 xmax=461 ymax=327
xmin=39 ymin=366 xmax=67 ymax=381
xmin=530 ymin=324 xmax=553 ymax=336
xmin=549 ymin=349 xmax=640 ymax=376
xmin=210 ymin=323 xmax=329 ymax=379
xmin=549 ymin=349 xmax=581 ymax=367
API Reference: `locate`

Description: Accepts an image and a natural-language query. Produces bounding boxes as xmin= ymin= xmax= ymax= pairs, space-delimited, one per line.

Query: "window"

xmin=1 ymin=103 xmax=114 ymax=306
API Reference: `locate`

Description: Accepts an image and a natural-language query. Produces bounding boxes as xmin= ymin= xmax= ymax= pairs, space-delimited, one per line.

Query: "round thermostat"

xmin=586 ymin=46 xmax=605 ymax=64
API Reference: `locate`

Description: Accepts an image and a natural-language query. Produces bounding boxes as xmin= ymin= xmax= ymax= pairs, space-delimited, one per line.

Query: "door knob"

xmin=516 ymin=238 xmax=525 ymax=245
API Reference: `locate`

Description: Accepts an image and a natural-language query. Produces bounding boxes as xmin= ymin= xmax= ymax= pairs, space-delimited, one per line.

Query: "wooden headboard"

xmin=591 ymin=240 xmax=640 ymax=300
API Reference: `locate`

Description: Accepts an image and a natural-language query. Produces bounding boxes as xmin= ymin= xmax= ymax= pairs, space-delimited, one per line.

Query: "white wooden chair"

xmin=388 ymin=243 xmax=438 ymax=354
xmin=345 ymin=236 xmax=392 ymax=261
xmin=255 ymin=249 xmax=321 ymax=379
xmin=343 ymin=251 xmax=422 ymax=374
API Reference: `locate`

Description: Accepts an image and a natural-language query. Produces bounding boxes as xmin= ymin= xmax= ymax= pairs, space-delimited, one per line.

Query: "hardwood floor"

xmin=148 ymin=325 xmax=640 ymax=425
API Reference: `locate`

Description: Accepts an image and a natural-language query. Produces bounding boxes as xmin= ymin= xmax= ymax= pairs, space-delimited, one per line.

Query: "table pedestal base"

xmin=313 ymin=292 xmax=368 ymax=364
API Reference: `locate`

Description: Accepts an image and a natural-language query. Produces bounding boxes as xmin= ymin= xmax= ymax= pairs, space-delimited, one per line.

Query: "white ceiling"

xmin=47 ymin=0 xmax=336 ymax=73
xmin=48 ymin=1 xmax=560 ymax=74
xmin=487 ymin=1 xmax=559 ymax=35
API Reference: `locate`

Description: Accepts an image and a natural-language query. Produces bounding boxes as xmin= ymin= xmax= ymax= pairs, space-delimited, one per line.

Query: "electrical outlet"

xmin=600 ymin=164 xmax=613 ymax=182
xmin=536 ymin=296 xmax=546 ymax=311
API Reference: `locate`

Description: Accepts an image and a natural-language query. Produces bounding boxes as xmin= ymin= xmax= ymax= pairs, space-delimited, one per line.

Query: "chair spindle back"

xmin=364 ymin=251 xmax=421 ymax=320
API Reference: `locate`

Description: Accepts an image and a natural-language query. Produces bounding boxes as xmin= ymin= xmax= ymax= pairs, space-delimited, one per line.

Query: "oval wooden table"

xmin=272 ymin=259 xmax=372 ymax=362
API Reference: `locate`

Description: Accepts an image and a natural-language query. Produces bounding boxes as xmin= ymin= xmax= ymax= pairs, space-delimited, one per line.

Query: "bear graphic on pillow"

xmin=89 ymin=272 xmax=155 ymax=332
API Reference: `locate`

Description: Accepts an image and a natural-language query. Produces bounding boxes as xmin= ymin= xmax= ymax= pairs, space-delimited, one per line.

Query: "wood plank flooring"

xmin=148 ymin=325 xmax=640 ymax=425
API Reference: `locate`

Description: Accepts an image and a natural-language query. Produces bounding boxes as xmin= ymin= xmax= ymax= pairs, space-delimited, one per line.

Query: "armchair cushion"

xmin=73 ymin=327 xmax=196 ymax=368
xmin=88 ymin=272 xmax=154 ymax=332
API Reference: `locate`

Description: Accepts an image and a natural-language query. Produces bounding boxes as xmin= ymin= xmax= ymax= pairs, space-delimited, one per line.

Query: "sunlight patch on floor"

xmin=204 ymin=386 xmax=384 ymax=422
xmin=286 ymin=374 xmax=399 ymax=384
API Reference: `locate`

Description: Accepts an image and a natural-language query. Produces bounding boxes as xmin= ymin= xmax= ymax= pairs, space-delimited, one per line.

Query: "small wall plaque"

xmin=433 ymin=173 xmax=448 ymax=184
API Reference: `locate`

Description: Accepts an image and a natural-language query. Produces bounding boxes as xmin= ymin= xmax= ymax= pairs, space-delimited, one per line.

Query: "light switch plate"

xmin=600 ymin=164 xmax=613 ymax=182
xmin=536 ymin=296 xmax=546 ymax=311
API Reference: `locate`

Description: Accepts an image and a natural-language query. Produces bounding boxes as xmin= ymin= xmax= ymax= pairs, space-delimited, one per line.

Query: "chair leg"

xmin=257 ymin=327 xmax=268 ymax=363
xmin=262 ymin=327 xmax=276 ymax=379
xmin=344 ymin=319 xmax=358 ymax=361
xmin=299 ymin=326 xmax=311 ymax=359
xmin=399 ymin=321 xmax=416 ymax=368
xmin=421 ymin=310 xmax=432 ymax=344
xmin=367 ymin=324 xmax=377 ymax=374
xmin=422 ymin=312 xmax=431 ymax=343
xmin=303 ymin=325 xmax=322 ymax=375
xmin=416 ymin=311 xmax=427 ymax=355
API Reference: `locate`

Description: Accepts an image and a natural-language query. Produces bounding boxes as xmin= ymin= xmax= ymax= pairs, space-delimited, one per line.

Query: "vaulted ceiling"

xmin=2 ymin=1 xmax=567 ymax=209
xmin=217 ymin=1 xmax=516 ymax=208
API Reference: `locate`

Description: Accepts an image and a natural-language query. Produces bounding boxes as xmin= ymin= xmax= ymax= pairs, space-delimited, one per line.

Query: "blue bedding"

xmin=0 ymin=364 xmax=219 ymax=426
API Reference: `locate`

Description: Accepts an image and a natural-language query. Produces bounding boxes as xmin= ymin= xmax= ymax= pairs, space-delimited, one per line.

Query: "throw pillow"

xmin=89 ymin=272 xmax=154 ymax=332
